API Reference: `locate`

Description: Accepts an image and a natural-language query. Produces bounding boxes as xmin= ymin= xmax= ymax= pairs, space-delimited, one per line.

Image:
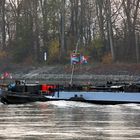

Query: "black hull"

xmin=1 ymin=95 xmax=140 ymax=105
xmin=84 ymin=100 xmax=140 ymax=105
xmin=0 ymin=91 xmax=48 ymax=104
xmin=1 ymin=90 xmax=140 ymax=105
xmin=44 ymin=98 xmax=140 ymax=105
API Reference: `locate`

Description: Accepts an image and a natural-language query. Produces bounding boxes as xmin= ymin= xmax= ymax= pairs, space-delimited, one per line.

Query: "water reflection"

xmin=0 ymin=101 xmax=140 ymax=139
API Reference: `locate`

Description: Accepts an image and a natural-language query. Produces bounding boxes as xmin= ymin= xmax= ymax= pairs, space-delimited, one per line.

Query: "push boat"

xmin=1 ymin=80 xmax=140 ymax=104
xmin=0 ymin=81 xmax=50 ymax=104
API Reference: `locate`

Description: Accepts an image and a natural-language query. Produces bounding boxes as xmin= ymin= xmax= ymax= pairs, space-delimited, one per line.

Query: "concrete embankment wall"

xmin=1 ymin=65 xmax=140 ymax=85
xmin=1 ymin=74 xmax=139 ymax=85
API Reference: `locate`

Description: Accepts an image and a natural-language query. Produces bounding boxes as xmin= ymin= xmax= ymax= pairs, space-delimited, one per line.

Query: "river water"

xmin=0 ymin=101 xmax=140 ymax=140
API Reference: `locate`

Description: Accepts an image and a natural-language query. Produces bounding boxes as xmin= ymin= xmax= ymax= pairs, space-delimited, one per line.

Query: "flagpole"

xmin=69 ymin=64 xmax=75 ymax=85
xmin=69 ymin=39 xmax=80 ymax=85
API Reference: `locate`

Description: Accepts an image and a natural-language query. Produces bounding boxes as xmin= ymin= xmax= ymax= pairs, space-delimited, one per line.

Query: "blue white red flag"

xmin=71 ymin=53 xmax=81 ymax=64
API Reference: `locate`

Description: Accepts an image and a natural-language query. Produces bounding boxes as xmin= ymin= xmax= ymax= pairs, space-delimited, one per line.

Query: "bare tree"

xmin=96 ymin=0 xmax=106 ymax=46
xmin=60 ymin=0 xmax=65 ymax=59
xmin=122 ymin=0 xmax=140 ymax=61
xmin=1 ymin=0 xmax=6 ymax=49
xmin=106 ymin=0 xmax=115 ymax=61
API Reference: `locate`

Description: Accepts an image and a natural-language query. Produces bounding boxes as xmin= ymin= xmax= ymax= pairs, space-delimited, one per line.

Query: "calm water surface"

xmin=0 ymin=101 xmax=140 ymax=140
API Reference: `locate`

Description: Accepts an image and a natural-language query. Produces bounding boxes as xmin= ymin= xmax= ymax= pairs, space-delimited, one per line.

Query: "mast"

xmin=69 ymin=39 xmax=80 ymax=85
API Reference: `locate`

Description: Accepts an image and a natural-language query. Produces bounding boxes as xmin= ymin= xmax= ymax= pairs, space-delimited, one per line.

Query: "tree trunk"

xmin=1 ymin=0 xmax=6 ymax=49
xmin=135 ymin=33 xmax=140 ymax=63
xmin=60 ymin=0 xmax=65 ymax=60
xmin=40 ymin=0 xmax=49 ymax=62
xmin=33 ymin=0 xmax=40 ymax=62
xmin=96 ymin=0 xmax=105 ymax=44
xmin=106 ymin=0 xmax=115 ymax=62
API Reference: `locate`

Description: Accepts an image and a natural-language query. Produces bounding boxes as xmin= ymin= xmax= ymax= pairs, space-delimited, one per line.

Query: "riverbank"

xmin=1 ymin=63 xmax=140 ymax=85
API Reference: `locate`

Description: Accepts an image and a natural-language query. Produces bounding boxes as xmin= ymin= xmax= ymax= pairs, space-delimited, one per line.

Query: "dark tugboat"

xmin=0 ymin=80 xmax=55 ymax=104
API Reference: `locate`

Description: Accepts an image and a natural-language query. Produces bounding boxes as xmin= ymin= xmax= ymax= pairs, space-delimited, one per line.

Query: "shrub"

xmin=101 ymin=53 xmax=113 ymax=64
xmin=0 ymin=50 xmax=7 ymax=60
xmin=48 ymin=39 xmax=60 ymax=63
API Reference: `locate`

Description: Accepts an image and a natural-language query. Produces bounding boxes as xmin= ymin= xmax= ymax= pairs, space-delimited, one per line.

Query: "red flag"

xmin=1 ymin=72 xmax=12 ymax=79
